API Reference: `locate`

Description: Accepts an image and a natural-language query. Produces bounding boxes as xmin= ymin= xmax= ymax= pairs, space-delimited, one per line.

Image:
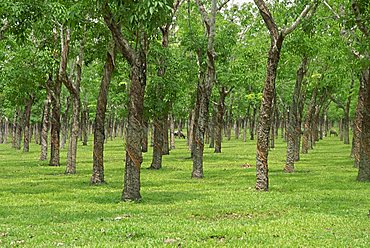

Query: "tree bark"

xmin=23 ymin=95 xmax=34 ymax=152
xmin=170 ymin=114 xmax=175 ymax=150
xmin=214 ymin=87 xmax=227 ymax=153
xmin=192 ymin=0 xmax=218 ymax=179
xmin=61 ymin=96 xmax=71 ymax=149
xmin=352 ymin=76 xmax=365 ymax=167
xmin=357 ymin=68 xmax=370 ymax=181
xmin=284 ymin=57 xmax=307 ymax=172
xmin=150 ymin=117 xmax=164 ymax=169
xmin=60 ymin=28 xmax=84 ymax=175
xmin=250 ymin=106 xmax=256 ymax=140
xmin=40 ymin=92 xmax=51 ymax=161
xmin=91 ymin=47 xmax=115 ymax=184
xmin=141 ymin=117 xmax=148 ymax=152
xmin=15 ymin=109 xmax=23 ymax=150
xmin=302 ymin=87 xmax=317 ymax=154
xmin=49 ymin=73 xmax=62 ymax=166
xmin=12 ymin=109 xmax=19 ymax=148
xmin=122 ymin=52 xmax=146 ymax=200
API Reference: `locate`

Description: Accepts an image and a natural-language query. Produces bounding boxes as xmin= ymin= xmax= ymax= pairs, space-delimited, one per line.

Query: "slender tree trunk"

xmin=15 ymin=109 xmax=23 ymax=150
xmin=91 ymin=48 xmax=115 ymax=184
xmin=170 ymin=114 xmax=175 ymax=150
xmin=357 ymin=68 xmax=370 ymax=181
xmin=226 ymin=93 xmax=233 ymax=141
xmin=3 ymin=118 xmax=8 ymax=144
xmin=250 ymin=106 xmax=256 ymax=140
xmin=163 ymin=116 xmax=169 ymax=155
xmin=255 ymin=33 xmax=283 ymax=191
xmin=40 ymin=93 xmax=51 ymax=161
xmin=269 ymin=94 xmax=276 ymax=149
xmin=302 ymin=88 xmax=317 ymax=154
xmin=141 ymin=117 xmax=148 ymax=152
xmin=82 ymin=101 xmax=88 ymax=146
xmin=352 ymin=76 xmax=365 ymax=167
xmin=214 ymin=87 xmax=227 ymax=153
xmin=122 ymin=52 xmax=146 ymax=201
xmin=150 ymin=117 xmax=164 ymax=169
xmin=0 ymin=117 xmax=3 ymax=144
xmin=61 ymin=29 xmax=84 ymax=175
xmin=192 ymin=0 xmax=217 ymax=177
xmin=61 ymin=96 xmax=71 ymax=149
xmin=49 ymin=76 xmax=62 ymax=166
xmin=209 ymin=105 xmax=216 ymax=148
xmin=22 ymin=95 xmax=34 ymax=152
xmin=284 ymin=57 xmax=307 ymax=172
xmin=12 ymin=109 xmax=19 ymax=148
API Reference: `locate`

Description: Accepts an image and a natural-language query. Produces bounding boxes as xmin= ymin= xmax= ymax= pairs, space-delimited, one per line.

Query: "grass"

xmin=0 ymin=134 xmax=369 ymax=247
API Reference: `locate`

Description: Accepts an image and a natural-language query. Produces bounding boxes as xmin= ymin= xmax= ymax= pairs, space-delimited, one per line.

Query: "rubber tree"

xmin=191 ymin=0 xmax=230 ymax=178
xmin=254 ymin=0 xmax=317 ymax=191
xmin=102 ymin=0 xmax=175 ymax=200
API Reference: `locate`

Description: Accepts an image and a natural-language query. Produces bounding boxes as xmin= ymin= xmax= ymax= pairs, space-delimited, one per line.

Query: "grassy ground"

xmin=0 ymin=134 xmax=369 ymax=247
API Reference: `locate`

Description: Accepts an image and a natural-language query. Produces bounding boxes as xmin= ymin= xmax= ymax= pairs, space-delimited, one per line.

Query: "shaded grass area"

xmin=0 ymin=135 xmax=369 ymax=247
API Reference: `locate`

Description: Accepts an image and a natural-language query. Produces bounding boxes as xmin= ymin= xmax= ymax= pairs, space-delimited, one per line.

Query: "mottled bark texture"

xmin=104 ymin=3 xmax=148 ymax=200
xmin=11 ymin=109 xmax=18 ymax=148
xmin=91 ymin=46 xmax=115 ymax=185
xmin=254 ymin=0 xmax=315 ymax=191
xmin=59 ymin=27 xmax=84 ymax=175
xmin=170 ymin=115 xmax=175 ymax=150
xmin=192 ymin=0 xmax=218 ymax=178
xmin=23 ymin=95 xmax=34 ymax=152
xmin=40 ymin=92 xmax=51 ymax=161
xmin=49 ymin=72 xmax=62 ymax=166
xmin=302 ymin=87 xmax=317 ymax=154
xmin=284 ymin=57 xmax=307 ymax=173
xmin=352 ymin=76 xmax=365 ymax=167
xmin=214 ymin=87 xmax=228 ymax=153
xmin=357 ymin=68 xmax=370 ymax=181
xmin=150 ymin=117 xmax=164 ymax=169
xmin=141 ymin=118 xmax=148 ymax=152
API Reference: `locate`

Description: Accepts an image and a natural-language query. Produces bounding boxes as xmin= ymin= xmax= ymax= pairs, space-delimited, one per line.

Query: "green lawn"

xmin=0 ymin=135 xmax=369 ymax=247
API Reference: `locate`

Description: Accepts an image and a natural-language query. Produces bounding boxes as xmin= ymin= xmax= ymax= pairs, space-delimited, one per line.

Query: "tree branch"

xmin=253 ymin=0 xmax=279 ymax=39
xmin=102 ymin=2 xmax=136 ymax=66
xmin=195 ymin=0 xmax=211 ymax=31
xmin=218 ymin=0 xmax=231 ymax=11
xmin=282 ymin=3 xmax=315 ymax=37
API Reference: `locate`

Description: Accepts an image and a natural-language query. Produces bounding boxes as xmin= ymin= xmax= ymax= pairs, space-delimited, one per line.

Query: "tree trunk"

xmin=226 ymin=93 xmax=233 ymax=141
xmin=61 ymin=96 xmax=71 ymax=150
xmin=150 ymin=117 xmax=164 ymax=169
xmin=214 ymin=87 xmax=227 ymax=153
xmin=163 ymin=116 xmax=169 ymax=155
xmin=141 ymin=117 xmax=148 ymax=152
xmin=122 ymin=52 xmax=146 ymax=201
xmin=284 ymin=57 xmax=307 ymax=172
xmin=302 ymin=87 xmax=317 ymax=154
xmin=250 ymin=106 xmax=257 ymax=140
xmin=49 ymin=76 xmax=62 ymax=167
xmin=91 ymin=48 xmax=115 ymax=184
xmin=12 ymin=109 xmax=18 ymax=148
xmin=343 ymin=78 xmax=354 ymax=145
xmin=62 ymin=29 xmax=84 ymax=175
xmin=352 ymin=76 xmax=365 ymax=167
xmin=22 ymin=95 xmax=33 ymax=152
xmin=15 ymin=109 xmax=23 ymax=150
xmin=170 ymin=114 xmax=175 ymax=150
xmin=82 ymin=101 xmax=88 ymax=146
xmin=40 ymin=93 xmax=51 ymax=161
xmin=209 ymin=106 xmax=216 ymax=148
xmin=255 ymin=32 xmax=283 ymax=191
xmin=357 ymin=68 xmax=370 ymax=181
